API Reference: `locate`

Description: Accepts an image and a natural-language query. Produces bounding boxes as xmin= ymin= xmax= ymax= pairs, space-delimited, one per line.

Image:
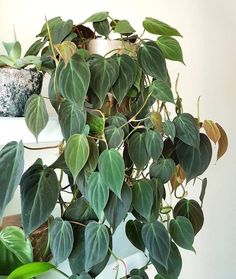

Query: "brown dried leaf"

xmin=54 ymin=41 xmax=77 ymax=66
xmin=170 ymin=164 xmax=185 ymax=192
xmin=203 ymin=120 xmax=221 ymax=144
xmin=150 ymin=111 xmax=162 ymax=132
xmin=216 ymin=123 xmax=228 ymax=160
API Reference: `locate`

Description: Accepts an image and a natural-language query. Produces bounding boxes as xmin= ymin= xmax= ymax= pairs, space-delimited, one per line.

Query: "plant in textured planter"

xmin=0 ymin=41 xmax=43 ymax=116
xmin=0 ymin=12 xmax=228 ymax=279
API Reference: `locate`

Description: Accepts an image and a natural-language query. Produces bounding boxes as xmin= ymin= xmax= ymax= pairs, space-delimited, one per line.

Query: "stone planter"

xmin=0 ymin=67 xmax=43 ymax=117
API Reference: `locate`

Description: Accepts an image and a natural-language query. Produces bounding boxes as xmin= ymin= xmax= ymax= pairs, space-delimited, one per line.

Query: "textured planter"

xmin=0 ymin=67 xmax=43 ymax=117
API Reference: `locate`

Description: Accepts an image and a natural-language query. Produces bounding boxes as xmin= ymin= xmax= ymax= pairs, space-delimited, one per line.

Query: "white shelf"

xmin=0 ymin=116 xmax=62 ymax=145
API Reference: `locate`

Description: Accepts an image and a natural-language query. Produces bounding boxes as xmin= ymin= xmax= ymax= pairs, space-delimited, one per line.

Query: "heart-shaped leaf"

xmin=83 ymin=12 xmax=109 ymax=23
xmin=150 ymin=159 xmax=176 ymax=184
xmin=203 ymin=120 xmax=221 ymax=144
xmin=216 ymin=123 xmax=228 ymax=160
xmin=24 ymin=94 xmax=49 ymax=141
xmin=93 ymin=19 xmax=110 ymax=38
xmin=104 ymin=125 xmax=124 ymax=148
xmin=84 ymin=138 xmax=99 ymax=173
xmin=163 ymin=120 xmax=176 ymax=142
xmin=113 ymin=20 xmax=135 ymax=34
xmin=150 ymin=79 xmax=174 ymax=103
xmin=144 ymin=130 xmax=163 ymax=160
xmin=0 ymin=141 xmax=24 ymax=222
xmin=125 ymin=220 xmax=145 ymax=252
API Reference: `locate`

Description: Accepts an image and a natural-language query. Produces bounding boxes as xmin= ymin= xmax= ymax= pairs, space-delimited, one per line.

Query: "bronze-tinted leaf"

xmin=216 ymin=123 xmax=228 ymax=160
xmin=203 ymin=120 xmax=221 ymax=144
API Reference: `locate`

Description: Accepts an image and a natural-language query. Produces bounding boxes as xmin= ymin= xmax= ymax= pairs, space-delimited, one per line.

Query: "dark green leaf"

xmin=151 ymin=179 xmax=164 ymax=219
xmin=86 ymin=172 xmax=109 ymax=219
xmin=173 ymin=199 xmax=204 ymax=234
xmin=113 ymin=20 xmax=135 ymax=35
xmin=112 ymin=54 xmax=137 ymax=104
xmin=200 ymin=178 xmax=207 ymax=206
xmin=0 ymin=141 xmax=24 ymax=222
xmin=107 ymin=113 xmax=129 ymax=135
xmin=104 ymin=183 xmax=132 ymax=231
xmin=138 ymin=41 xmax=167 ymax=81
xmin=7 ymin=262 xmax=55 ymax=279
xmin=163 ymin=120 xmax=176 ymax=142
xmin=24 ymin=94 xmax=49 ymax=141
xmin=59 ymin=100 xmax=86 ymax=140
xmin=150 ymin=79 xmax=174 ymax=103
xmin=64 ymin=134 xmax=89 ymax=180
xmin=0 ymin=227 xmax=33 ymax=275
xmin=174 ymin=113 xmax=200 ymax=149
xmin=125 ymin=220 xmax=145 ymax=252
xmin=150 ymin=159 xmax=175 ymax=184
xmin=176 ymin=134 xmax=212 ymax=182
xmin=98 ymin=149 xmax=125 ymax=198
xmin=142 ymin=221 xmax=170 ymax=268
xmin=132 ymin=179 xmax=153 ymax=221
xmin=157 ymin=36 xmax=184 ymax=63
xmin=151 ymin=241 xmax=182 ymax=278
xmin=83 ymin=12 xmax=109 ymax=23
xmin=93 ymin=19 xmax=110 ymax=37
xmin=85 ymin=222 xmax=109 ymax=271
xmin=84 ymin=138 xmax=99 ymax=173
xmin=130 ymin=269 xmax=148 ymax=279
xmin=128 ymin=132 xmax=150 ymax=171
xmin=48 ymin=72 xmax=60 ymax=113
xmin=144 ymin=130 xmax=163 ymax=160
xmin=170 ymin=216 xmax=194 ymax=250
xmin=20 ymin=164 xmax=59 ymax=236
xmin=51 ymin=19 xmax=73 ymax=44
xmin=104 ymin=125 xmax=124 ymax=148
xmin=56 ymin=54 xmax=90 ymax=109
xmin=25 ymin=39 xmax=46 ymax=56
xmin=50 ymin=217 xmax=74 ymax=265
xmin=37 ymin=17 xmax=63 ymax=37
xmin=143 ymin=17 xmax=182 ymax=37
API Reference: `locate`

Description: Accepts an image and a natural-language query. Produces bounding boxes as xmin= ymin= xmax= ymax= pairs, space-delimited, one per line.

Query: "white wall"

xmin=1 ymin=1 xmax=236 ymax=278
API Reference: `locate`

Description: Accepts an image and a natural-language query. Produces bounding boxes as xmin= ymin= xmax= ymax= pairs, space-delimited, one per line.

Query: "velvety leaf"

xmin=37 ymin=16 xmax=63 ymax=37
xmin=176 ymin=134 xmax=212 ymax=182
xmin=56 ymin=54 xmax=90 ymax=109
xmin=63 ymin=197 xmax=98 ymax=224
xmin=173 ymin=199 xmax=204 ymax=234
xmin=174 ymin=113 xmax=200 ymax=149
xmin=48 ymin=72 xmax=60 ymax=112
xmin=105 ymin=125 xmax=124 ymax=148
xmin=216 ymin=123 xmax=228 ymax=160
xmin=150 ymin=111 xmax=162 ymax=132
xmin=83 ymin=12 xmax=109 ymax=23
xmin=84 ymin=138 xmax=99 ymax=173
xmin=144 ymin=130 xmax=163 ymax=160
xmin=84 ymin=222 xmax=109 ymax=271
xmin=86 ymin=172 xmax=109 ymax=219
xmin=107 ymin=113 xmax=129 ymax=135
xmin=20 ymin=164 xmax=59 ymax=236
xmin=157 ymin=36 xmax=184 ymax=63
xmin=151 ymin=178 xmax=164 ymax=219
xmin=150 ymin=79 xmax=174 ymax=103
xmin=93 ymin=19 xmax=110 ymax=38
xmin=151 ymin=241 xmax=182 ymax=278
xmin=50 ymin=19 xmax=73 ymax=44
xmin=98 ymin=149 xmax=125 ymax=198
xmin=203 ymin=120 xmax=221 ymax=144
xmin=54 ymin=41 xmax=77 ymax=66
xmin=163 ymin=120 xmax=176 ymax=142
xmin=128 ymin=132 xmax=150 ymax=170
xmin=25 ymin=39 xmax=46 ymax=56
xmin=90 ymin=56 xmax=119 ymax=105
xmin=125 ymin=220 xmax=145 ymax=252
xmin=143 ymin=17 xmax=182 ymax=37
xmin=130 ymin=269 xmax=148 ymax=279
xmin=24 ymin=94 xmax=49 ymax=141
xmin=104 ymin=183 xmax=132 ymax=231
xmin=170 ymin=216 xmax=194 ymax=250
xmin=142 ymin=221 xmax=170 ymax=268
xmin=0 ymin=141 xmax=24 ymax=222
xmin=64 ymin=134 xmax=89 ymax=180
xmin=50 ymin=217 xmax=74 ymax=265
xmin=59 ymin=100 xmax=86 ymax=140
xmin=200 ymin=177 xmax=207 ymax=206
xmin=150 ymin=159 xmax=176 ymax=184
xmin=132 ymin=179 xmax=153 ymax=221
xmin=138 ymin=41 xmax=167 ymax=81
xmin=0 ymin=227 xmax=33 ymax=275
xmin=112 ymin=54 xmax=137 ymax=104
xmin=113 ymin=20 xmax=135 ymax=35
xmin=6 ymin=262 xmax=55 ymax=279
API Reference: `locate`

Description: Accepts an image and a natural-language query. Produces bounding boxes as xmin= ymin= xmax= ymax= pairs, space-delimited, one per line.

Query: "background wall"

xmin=1 ymin=0 xmax=236 ymax=278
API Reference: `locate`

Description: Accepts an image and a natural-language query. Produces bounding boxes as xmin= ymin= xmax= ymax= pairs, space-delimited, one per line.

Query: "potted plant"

xmin=0 ymin=40 xmax=43 ymax=117
xmin=0 ymin=12 xmax=228 ymax=279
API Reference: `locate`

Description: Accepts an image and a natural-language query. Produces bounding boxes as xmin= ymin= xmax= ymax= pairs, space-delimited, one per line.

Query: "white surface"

xmin=0 ymin=1 xmax=236 ymax=278
xmin=0 ymin=116 xmax=62 ymax=145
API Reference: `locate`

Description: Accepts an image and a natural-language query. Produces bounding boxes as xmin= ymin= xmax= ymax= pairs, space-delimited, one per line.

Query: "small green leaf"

xmin=157 ymin=36 xmax=184 ymax=63
xmin=50 ymin=217 xmax=74 ymax=265
xmin=142 ymin=221 xmax=170 ymax=268
xmin=130 ymin=269 xmax=148 ymax=279
xmin=98 ymin=149 xmax=125 ymax=198
xmin=25 ymin=39 xmax=46 ymax=56
xmin=132 ymin=179 xmax=153 ymax=221
xmin=150 ymin=79 xmax=174 ymax=103
xmin=64 ymin=134 xmax=90 ymax=180
xmin=170 ymin=216 xmax=195 ymax=250
xmin=0 ymin=55 xmax=14 ymax=67
xmin=6 ymin=262 xmax=56 ymax=279
xmin=83 ymin=12 xmax=109 ymax=23
xmin=24 ymin=94 xmax=49 ymax=141
xmin=200 ymin=178 xmax=207 ymax=206
xmin=104 ymin=125 xmax=124 ymax=148
xmin=125 ymin=220 xmax=145 ymax=252
xmin=107 ymin=113 xmax=129 ymax=135
xmin=174 ymin=113 xmax=200 ymax=149
xmin=143 ymin=17 xmax=182 ymax=37
xmin=163 ymin=120 xmax=176 ymax=142
xmin=86 ymin=172 xmax=109 ymax=219
xmin=173 ymin=199 xmax=204 ymax=235
xmin=93 ymin=19 xmax=110 ymax=38
xmin=113 ymin=20 xmax=135 ymax=35
xmin=4 ymin=41 xmax=22 ymax=61
xmin=84 ymin=222 xmax=109 ymax=271
xmin=0 ymin=227 xmax=33 ymax=275
xmin=150 ymin=159 xmax=176 ymax=184
xmin=144 ymin=130 xmax=163 ymax=160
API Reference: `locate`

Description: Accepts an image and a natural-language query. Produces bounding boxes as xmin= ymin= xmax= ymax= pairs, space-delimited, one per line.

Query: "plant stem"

xmin=108 ymin=248 xmax=128 ymax=278
xmin=69 ymin=220 xmax=86 ymax=227
xmin=24 ymin=143 xmax=61 ymax=150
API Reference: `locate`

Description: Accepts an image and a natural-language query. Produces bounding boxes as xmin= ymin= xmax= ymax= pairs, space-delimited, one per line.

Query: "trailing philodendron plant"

xmin=0 ymin=12 xmax=228 ymax=279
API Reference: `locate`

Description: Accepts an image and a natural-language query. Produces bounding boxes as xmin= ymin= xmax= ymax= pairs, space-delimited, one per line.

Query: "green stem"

xmin=108 ymin=248 xmax=128 ymax=278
